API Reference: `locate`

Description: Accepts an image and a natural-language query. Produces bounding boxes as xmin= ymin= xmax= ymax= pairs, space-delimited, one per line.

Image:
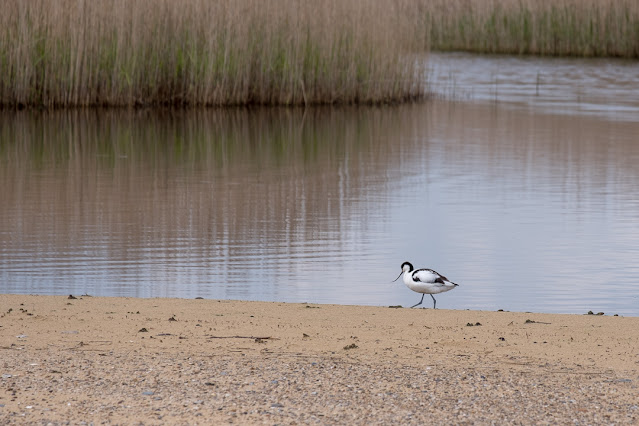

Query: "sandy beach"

xmin=1 ymin=294 xmax=637 ymax=424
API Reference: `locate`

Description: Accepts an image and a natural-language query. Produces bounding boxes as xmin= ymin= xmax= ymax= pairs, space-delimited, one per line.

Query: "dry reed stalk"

xmin=0 ymin=0 xmax=427 ymax=108
xmin=421 ymin=0 xmax=639 ymax=57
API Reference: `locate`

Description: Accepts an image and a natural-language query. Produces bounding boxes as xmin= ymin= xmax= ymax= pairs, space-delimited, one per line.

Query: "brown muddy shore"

xmin=1 ymin=294 xmax=638 ymax=424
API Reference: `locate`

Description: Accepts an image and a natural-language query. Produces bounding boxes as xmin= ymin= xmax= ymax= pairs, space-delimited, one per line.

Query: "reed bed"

xmin=0 ymin=0 xmax=426 ymax=108
xmin=422 ymin=0 xmax=639 ymax=58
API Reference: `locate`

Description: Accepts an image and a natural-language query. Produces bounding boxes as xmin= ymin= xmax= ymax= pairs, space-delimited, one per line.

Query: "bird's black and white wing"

xmin=412 ymin=269 xmax=447 ymax=285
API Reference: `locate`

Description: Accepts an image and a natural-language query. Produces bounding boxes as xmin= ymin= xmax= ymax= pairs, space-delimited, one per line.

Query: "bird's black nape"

xmin=392 ymin=261 xmax=414 ymax=282
xmin=401 ymin=261 xmax=413 ymax=272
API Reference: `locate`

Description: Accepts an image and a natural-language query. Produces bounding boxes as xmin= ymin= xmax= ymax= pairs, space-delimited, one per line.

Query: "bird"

xmin=392 ymin=261 xmax=459 ymax=309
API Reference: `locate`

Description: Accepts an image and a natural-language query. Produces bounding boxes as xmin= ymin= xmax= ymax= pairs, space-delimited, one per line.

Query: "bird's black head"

xmin=393 ymin=262 xmax=413 ymax=282
xmin=401 ymin=261 xmax=414 ymax=272
xmin=392 ymin=261 xmax=414 ymax=282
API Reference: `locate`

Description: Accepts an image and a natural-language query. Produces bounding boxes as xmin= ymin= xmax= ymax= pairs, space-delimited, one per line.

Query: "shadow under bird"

xmin=393 ymin=261 xmax=459 ymax=309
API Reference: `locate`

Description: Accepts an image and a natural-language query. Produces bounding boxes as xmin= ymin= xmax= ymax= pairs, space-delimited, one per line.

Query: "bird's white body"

xmin=402 ymin=268 xmax=458 ymax=295
xmin=394 ymin=261 xmax=459 ymax=308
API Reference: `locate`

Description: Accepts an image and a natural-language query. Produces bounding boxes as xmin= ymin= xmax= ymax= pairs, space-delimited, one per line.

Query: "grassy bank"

xmin=3 ymin=1 xmax=637 ymax=108
xmin=422 ymin=0 xmax=639 ymax=57
xmin=0 ymin=0 xmax=426 ymax=108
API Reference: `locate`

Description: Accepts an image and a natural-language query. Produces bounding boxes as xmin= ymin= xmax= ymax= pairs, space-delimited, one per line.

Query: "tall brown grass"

xmin=422 ymin=0 xmax=639 ymax=57
xmin=3 ymin=0 xmax=636 ymax=109
xmin=0 ymin=0 xmax=426 ymax=108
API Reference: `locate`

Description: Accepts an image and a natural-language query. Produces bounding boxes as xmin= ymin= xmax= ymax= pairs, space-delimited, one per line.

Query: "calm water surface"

xmin=428 ymin=52 xmax=639 ymax=121
xmin=2 ymin=54 xmax=639 ymax=315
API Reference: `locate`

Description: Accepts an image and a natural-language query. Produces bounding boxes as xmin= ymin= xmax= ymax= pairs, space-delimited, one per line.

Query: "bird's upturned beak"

xmin=392 ymin=271 xmax=403 ymax=282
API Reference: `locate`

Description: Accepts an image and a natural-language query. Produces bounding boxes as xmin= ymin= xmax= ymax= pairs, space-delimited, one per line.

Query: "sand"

xmin=1 ymin=294 xmax=637 ymax=424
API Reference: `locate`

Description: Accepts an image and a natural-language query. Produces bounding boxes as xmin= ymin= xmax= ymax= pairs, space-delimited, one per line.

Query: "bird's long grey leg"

xmin=430 ymin=294 xmax=437 ymax=309
xmin=411 ymin=294 xmax=425 ymax=308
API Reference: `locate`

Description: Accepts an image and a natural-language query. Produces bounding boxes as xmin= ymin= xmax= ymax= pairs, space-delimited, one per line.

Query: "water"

xmin=2 ymin=54 xmax=639 ymax=315
xmin=428 ymin=52 xmax=639 ymax=121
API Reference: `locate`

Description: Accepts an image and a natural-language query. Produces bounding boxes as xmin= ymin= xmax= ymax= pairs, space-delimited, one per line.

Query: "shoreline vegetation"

xmin=424 ymin=0 xmax=639 ymax=58
xmin=0 ymin=0 xmax=427 ymax=108
xmin=1 ymin=0 xmax=638 ymax=108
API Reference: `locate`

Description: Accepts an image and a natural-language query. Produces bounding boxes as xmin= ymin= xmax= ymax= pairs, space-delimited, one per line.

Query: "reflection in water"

xmin=0 ymin=108 xmax=410 ymax=301
xmin=1 ymin=102 xmax=639 ymax=315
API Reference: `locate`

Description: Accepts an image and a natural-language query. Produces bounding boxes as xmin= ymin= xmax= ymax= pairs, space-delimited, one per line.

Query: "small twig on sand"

xmin=208 ymin=335 xmax=276 ymax=340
